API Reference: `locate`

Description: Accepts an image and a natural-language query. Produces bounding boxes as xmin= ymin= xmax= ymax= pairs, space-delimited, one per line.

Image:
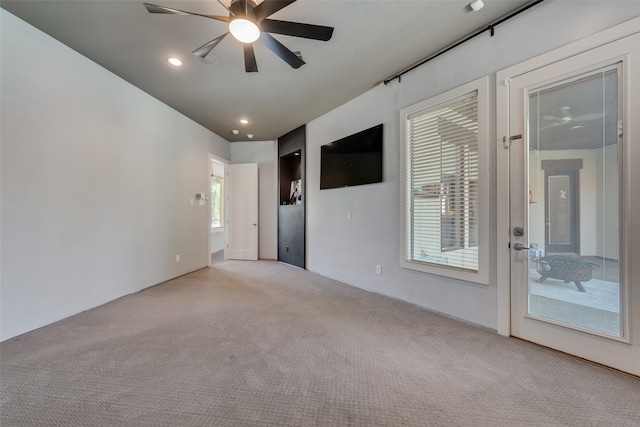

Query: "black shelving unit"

xmin=278 ymin=125 xmax=305 ymax=268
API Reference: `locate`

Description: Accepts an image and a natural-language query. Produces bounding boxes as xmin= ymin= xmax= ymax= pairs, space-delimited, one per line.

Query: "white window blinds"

xmin=406 ymin=91 xmax=479 ymax=271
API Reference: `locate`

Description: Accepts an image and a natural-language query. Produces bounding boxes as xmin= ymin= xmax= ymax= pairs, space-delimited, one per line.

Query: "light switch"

xmin=190 ymin=199 xmax=195 ymax=206
xmin=199 ymin=200 xmax=205 ymax=207
xmin=347 ymin=212 xmax=352 ymax=220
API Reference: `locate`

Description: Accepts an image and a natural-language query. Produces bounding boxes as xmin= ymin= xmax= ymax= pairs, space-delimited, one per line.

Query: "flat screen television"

xmin=320 ymin=124 xmax=383 ymax=190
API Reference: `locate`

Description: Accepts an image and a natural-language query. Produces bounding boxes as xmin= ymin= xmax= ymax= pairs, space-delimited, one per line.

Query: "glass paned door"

xmin=506 ymin=30 xmax=640 ymax=375
xmin=526 ymin=66 xmax=621 ymax=336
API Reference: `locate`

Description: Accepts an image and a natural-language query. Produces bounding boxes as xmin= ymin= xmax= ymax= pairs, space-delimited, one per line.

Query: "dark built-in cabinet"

xmin=278 ymin=125 xmax=305 ymax=268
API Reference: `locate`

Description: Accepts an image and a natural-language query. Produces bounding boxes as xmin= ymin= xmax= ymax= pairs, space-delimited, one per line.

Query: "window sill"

xmin=401 ymin=258 xmax=488 ymax=286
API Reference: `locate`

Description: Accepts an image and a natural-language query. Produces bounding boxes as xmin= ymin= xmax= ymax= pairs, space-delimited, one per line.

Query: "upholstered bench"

xmin=536 ymin=256 xmax=599 ymax=293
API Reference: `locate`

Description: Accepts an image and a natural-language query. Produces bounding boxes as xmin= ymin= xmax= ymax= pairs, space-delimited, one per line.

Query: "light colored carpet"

xmin=1 ymin=260 xmax=638 ymax=426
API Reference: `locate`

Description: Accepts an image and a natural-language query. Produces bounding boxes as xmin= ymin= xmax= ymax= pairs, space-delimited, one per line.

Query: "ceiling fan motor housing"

xmin=230 ymin=0 xmax=258 ymax=21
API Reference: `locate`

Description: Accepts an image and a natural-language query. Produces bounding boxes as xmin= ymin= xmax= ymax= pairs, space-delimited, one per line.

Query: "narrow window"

xmin=400 ymin=77 xmax=488 ymax=284
xmin=211 ymin=159 xmax=224 ymax=229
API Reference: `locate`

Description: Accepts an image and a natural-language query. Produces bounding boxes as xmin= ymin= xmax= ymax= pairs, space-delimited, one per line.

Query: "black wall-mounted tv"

xmin=320 ymin=124 xmax=383 ymax=190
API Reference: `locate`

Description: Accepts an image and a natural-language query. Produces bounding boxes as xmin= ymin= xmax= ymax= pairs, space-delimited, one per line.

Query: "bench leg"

xmin=573 ymin=281 xmax=587 ymax=292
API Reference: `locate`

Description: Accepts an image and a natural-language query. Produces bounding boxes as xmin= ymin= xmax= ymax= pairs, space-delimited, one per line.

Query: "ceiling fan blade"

xmin=244 ymin=44 xmax=258 ymax=73
xmin=143 ymin=3 xmax=228 ymax=22
xmin=573 ymin=113 xmax=604 ymax=122
xmin=260 ymin=33 xmax=305 ymax=69
xmin=254 ymin=0 xmax=297 ymax=21
xmin=216 ymin=0 xmax=232 ymax=14
xmin=260 ymin=19 xmax=334 ymax=41
xmin=192 ymin=33 xmax=228 ymax=58
xmin=539 ymin=123 xmax=561 ymax=131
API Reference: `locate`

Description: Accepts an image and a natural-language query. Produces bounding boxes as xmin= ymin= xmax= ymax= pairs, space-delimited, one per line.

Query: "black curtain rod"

xmin=383 ymin=0 xmax=546 ymax=85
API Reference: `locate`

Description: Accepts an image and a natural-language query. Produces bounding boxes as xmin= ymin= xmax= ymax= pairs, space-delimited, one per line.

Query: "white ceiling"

xmin=1 ymin=0 xmax=530 ymax=141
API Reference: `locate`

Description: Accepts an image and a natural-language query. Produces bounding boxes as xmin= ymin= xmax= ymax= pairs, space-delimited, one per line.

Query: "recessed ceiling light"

xmin=166 ymin=57 xmax=183 ymax=67
xmin=240 ymin=119 xmax=249 ymax=125
xmin=247 ymin=134 xmax=254 ymax=139
xmin=232 ymin=129 xmax=239 ymax=135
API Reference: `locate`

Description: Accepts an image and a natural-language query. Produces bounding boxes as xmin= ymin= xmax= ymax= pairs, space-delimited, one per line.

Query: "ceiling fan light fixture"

xmin=144 ymin=0 xmax=333 ymax=72
xmin=229 ymin=18 xmax=260 ymax=43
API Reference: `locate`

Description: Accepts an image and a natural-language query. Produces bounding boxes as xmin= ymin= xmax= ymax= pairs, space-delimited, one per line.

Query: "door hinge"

xmin=618 ymin=120 xmax=623 ymax=137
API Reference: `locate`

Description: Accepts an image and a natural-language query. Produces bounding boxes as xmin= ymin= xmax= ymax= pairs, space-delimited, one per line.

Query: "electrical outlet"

xmin=176 ymin=254 xmax=181 ymax=263
xmin=376 ymin=265 xmax=382 ymax=275
xmin=347 ymin=212 xmax=352 ymax=220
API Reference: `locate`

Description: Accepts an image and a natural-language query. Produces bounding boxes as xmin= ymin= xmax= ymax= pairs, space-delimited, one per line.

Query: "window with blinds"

xmin=400 ymin=77 xmax=488 ymax=283
xmin=211 ymin=159 xmax=225 ymax=229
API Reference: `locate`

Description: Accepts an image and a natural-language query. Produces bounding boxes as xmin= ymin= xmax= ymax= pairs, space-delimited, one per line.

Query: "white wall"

xmin=0 ymin=10 xmax=231 ymax=340
xmin=306 ymin=2 xmax=640 ymax=329
xmin=230 ymin=140 xmax=278 ymax=260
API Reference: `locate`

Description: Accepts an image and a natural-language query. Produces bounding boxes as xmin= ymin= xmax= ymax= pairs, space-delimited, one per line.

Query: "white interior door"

xmin=226 ymin=163 xmax=258 ymax=260
xmin=508 ymin=33 xmax=639 ymax=375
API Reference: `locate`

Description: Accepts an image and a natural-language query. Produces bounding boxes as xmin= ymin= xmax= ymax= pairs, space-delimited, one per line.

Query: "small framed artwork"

xmin=289 ymin=179 xmax=302 ymax=205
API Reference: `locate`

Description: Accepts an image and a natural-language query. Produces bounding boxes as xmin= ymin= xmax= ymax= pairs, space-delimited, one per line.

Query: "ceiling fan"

xmin=540 ymin=106 xmax=603 ymax=131
xmin=143 ymin=0 xmax=334 ymax=72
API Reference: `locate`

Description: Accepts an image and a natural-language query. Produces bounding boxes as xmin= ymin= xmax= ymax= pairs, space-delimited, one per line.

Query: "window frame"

xmin=399 ymin=76 xmax=490 ymax=285
xmin=211 ymin=159 xmax=225 ymax=231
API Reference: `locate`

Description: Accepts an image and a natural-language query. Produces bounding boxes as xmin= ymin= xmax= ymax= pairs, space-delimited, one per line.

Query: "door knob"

xmin=513 ymin=242 xmax=530 ymax=251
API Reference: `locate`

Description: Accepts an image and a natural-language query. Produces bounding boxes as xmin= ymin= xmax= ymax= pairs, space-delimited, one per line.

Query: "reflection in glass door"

xmin=527 ymin=65 xmax=622 ymax=336
xmin=546 ymin=170 xmax=578 ymax=254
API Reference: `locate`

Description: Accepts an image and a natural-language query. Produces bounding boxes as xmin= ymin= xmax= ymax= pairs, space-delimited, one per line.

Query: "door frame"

xmin=496 ymin=16 xmax=640 ymax=336
xmin=208 ymin=153 xmax=230 ymax=266
xmin=542 ymin=161 xmax=581 ymax=255
xmin=226 ymin=162 xmax=259 ymax=261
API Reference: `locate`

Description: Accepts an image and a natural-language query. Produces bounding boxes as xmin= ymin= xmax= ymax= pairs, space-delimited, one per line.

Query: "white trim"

xmin=399 ymin=76 xmax=490 ymax=285
xmin=208 ymin=153 xmax=230 ymax=266
xmin=495 ymin=15 xmax=640 ymax=338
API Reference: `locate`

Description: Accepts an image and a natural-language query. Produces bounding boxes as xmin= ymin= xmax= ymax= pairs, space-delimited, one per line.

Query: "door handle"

xmin=513 ymin=242 xmax=530 ymax=251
